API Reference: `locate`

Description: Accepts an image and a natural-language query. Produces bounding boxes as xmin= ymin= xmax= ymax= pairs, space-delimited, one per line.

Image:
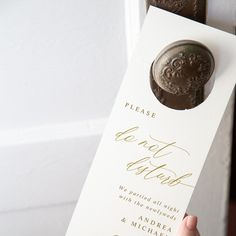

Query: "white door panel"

xmin=0 ymin=0 xmax=127 ymax=130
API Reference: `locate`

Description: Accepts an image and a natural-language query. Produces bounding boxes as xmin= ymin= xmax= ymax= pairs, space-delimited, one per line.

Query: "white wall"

xmin=0 ymin=0 xmax=126 ymax=235
xmin=0 ymin=203 xmax=75 ymax=236
xmin=0 ymin=0 xmax=235 ymax=236
xmin=0 ymin=0 xmax=127 ymax=130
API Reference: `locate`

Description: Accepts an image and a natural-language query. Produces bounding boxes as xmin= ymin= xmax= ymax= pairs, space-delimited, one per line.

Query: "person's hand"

xmin=177 ymin=215 xmax=200 ymax=236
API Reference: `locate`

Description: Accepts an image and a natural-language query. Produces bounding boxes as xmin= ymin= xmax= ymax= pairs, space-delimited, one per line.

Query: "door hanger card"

xmin=66 ymin=7 xmax=236 ymax=236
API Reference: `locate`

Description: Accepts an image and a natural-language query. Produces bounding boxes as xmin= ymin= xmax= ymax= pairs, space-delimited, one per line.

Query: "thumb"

xmin=177 ymin=216 xmax=198 ymax=236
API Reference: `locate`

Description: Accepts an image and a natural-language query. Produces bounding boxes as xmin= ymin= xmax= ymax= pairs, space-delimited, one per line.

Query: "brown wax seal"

xmin=150 ymin=40 xmax=215 ymax=110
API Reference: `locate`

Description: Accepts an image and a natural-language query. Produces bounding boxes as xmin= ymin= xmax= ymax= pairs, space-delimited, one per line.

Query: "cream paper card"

xmin=66 ymin=7 xmax=236 ymax=236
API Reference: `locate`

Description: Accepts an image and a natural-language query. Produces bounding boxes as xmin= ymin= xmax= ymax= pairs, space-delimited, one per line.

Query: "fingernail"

xmin=186 ymin=216 xmax=198 ymax=231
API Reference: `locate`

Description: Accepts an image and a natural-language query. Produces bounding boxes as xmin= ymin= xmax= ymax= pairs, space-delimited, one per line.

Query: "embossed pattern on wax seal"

xmin=152 ymin=40 xmax=214 ymax=95
xmin=150 ymin=40 xmax=215 ymax=110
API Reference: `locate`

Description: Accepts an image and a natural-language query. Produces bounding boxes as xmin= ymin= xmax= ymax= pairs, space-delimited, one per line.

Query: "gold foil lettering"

xmin=115 ymin=126 xmax=193 ymax=188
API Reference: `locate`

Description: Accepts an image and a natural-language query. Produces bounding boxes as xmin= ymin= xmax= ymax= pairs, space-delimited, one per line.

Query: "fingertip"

xmin=186 ymin=215 xmax=198 ymax=231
